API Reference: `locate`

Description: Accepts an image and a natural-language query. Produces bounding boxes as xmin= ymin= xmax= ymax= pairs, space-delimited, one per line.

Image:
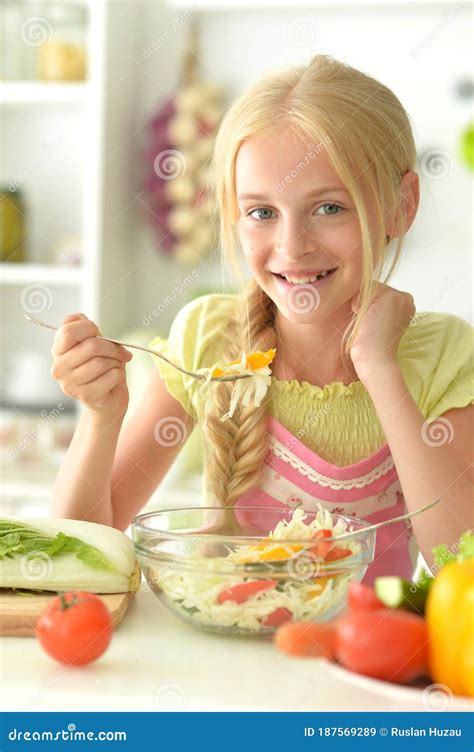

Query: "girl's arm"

xmin=359 ymin=365 xmax=473 ymax=570
xmin=349 ymin=285 xmax=473 ymax=569
xmin=110 ymin=370 xmax=195 ymax=532
xmin=51 ymin=370 xmax=195 ymax=530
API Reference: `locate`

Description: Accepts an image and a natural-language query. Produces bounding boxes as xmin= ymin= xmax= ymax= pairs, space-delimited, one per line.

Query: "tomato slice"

xmin=260 ymin=607 xmax=293 ymax=628
xmin=324 ymin=547 xmax=353 ymax=562
xmin=308 ymin=529 xmax=333 ymax=558
xmin=347 ymin=581 xmax=383 ymax=611
xmin=36 ymin=591 xmax=113 ymax=666
xmin=217 ymin=579 xmax=277 ymax=604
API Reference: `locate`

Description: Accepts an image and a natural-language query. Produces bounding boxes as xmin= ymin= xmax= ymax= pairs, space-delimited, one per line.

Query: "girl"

xmin=50 ymin=55 xmax=473 ymax=582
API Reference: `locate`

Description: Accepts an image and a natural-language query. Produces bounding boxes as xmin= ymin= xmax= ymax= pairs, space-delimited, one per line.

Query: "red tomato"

xmin=325 ymin=547 xmax=353 ymax=562
xmin=335 ymin=608 xmax=429 ymax=683
xmin=260 ymin=607 xmax=293 ymax=628
xmin=217 ymin=579 xmax=277 ymax=604
xmin=309 ymin=529 xmax=333 ymax=558
xmin=347 ymin=582 xmax=383 ymax=611
xmin=36 ymin=591 xmax=113 ymax=666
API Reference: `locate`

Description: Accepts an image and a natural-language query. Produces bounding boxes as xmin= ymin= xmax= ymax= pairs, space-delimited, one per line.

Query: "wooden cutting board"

xmin=0 ymin=591 xmax=136 ymax=637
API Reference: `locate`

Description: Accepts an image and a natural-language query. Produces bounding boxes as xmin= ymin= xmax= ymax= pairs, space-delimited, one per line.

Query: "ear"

xmin=387 ymin=170 xmax=420 ymax=239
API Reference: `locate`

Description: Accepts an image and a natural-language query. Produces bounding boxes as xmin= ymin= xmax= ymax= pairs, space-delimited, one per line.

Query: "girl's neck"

xmin=273 ymin=305 xmax=359 ymax=388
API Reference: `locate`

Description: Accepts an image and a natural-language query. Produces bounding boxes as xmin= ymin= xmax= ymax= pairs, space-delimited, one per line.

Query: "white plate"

xmin=326 ymin=661 xmax=474 ymax=712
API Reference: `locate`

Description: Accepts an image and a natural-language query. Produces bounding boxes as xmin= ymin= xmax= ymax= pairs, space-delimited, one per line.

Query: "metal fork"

xmin=25 ymin=314 xmax=252 ymax=383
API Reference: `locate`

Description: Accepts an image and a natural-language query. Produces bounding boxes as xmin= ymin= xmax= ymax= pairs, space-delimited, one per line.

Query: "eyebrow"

xmin=237 ymin=187 xmax=349 ymax=201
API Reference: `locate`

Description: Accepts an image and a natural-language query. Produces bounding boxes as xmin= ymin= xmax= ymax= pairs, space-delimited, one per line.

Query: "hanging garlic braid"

xmin=202 ymin=54 xmax=417 ymax=526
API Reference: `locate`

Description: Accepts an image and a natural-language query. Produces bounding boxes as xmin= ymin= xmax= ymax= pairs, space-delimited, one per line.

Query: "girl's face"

xmin=235 ymin=130 xmax=369 ymax=323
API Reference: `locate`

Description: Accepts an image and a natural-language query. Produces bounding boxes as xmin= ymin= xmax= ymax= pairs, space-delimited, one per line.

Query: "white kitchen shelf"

xmin=0 ymin=82 xmax=89 ymax=105
xmin=0 ymin=263 xmax=84 ymax=285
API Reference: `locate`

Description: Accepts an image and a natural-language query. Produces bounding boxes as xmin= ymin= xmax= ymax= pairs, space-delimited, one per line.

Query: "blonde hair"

xmin=202 ymin=54 xmax=417 ymax=525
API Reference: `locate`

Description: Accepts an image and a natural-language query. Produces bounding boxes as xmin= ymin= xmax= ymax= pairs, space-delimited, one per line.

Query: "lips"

xmin=272 ymin=267 xmax=338 ymax=291
xmin=272 ymin=268 xmax=335 ymax=277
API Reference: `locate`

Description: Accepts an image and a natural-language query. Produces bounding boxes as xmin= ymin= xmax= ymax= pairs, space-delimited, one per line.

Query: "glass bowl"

xmin=132 ymin=505 xmax=376 ymax=637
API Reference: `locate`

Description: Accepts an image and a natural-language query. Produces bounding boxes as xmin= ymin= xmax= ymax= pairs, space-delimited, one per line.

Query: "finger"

xmin=52 ymin=319 xmax=100 ymax=356
xmin=57 ymin=337 xmax=131 ymax=371
xmin=71 ymin=356 xmax=125 ymax=386
xmin=62 ymin=313 xmax=88 ymax=325
xmin=81 ymin=368 xmax=125 ymax=406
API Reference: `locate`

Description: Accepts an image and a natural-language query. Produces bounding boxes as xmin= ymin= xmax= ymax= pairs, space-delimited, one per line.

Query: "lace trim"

xmin=270 ymin=436 xmax=394 ymax=490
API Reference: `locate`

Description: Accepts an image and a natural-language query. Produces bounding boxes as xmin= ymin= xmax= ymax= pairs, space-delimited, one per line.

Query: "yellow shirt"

xmin=148 ymin=293 xmax=474 ymax=466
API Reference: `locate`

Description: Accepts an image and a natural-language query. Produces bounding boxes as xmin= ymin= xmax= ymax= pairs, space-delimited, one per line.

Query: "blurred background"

xmin=0 ymin=0 xmax=472 ymax=520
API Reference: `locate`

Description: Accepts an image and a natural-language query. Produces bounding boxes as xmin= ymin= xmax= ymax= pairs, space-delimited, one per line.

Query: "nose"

xmin=274 ymin=215 xmax=315 ymax=261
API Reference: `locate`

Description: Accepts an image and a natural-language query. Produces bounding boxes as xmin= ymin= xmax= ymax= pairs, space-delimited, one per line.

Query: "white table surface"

xmin=2 ymin=585 xmax=473 ymax=713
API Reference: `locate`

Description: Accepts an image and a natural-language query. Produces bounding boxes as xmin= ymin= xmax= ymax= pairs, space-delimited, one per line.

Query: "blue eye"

xmin=317 ymin=203 xmax=343 ymax=216
xmin=247 ymin=203 xmax=344 ymax=221
xmin=248 ymin=207 xmax=275 ymax=221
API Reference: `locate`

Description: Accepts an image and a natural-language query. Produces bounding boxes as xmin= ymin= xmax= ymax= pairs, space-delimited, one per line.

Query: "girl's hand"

xmin=50 ymin=313 xmax=133 ymax=417
xmin=349 ymin=284 xmax=416 ymax=384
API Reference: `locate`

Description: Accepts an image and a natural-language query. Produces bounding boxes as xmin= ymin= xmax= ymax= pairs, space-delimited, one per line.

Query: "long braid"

xmin=202 ymin=279 xmax=276 ymax=529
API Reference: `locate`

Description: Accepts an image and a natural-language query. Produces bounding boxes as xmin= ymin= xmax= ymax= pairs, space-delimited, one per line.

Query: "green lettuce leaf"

xmin=0 ymin=520 xmax=118 ymax=573
xmin=432 ymin=529 xmax=474 ymax=569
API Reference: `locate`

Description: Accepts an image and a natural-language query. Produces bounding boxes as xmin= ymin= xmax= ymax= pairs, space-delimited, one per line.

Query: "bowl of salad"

xmin=132 ymin=505 xmax=376 ymax=636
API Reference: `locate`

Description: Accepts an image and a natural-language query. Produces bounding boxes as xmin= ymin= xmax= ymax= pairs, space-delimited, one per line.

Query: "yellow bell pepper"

xmin=211 ymin=348 xmax=276 ymax=377
xmin=425 ymin=559 xmax=474 ymax=697
xmin=236 ymin=543 xmax=303 ymax=563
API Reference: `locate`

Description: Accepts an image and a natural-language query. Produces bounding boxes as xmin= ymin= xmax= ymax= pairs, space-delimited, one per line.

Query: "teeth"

xmin=281 ymin=270 xmax=332 ymax=284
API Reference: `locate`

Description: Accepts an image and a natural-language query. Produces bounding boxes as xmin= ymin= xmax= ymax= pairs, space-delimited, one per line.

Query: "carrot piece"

xmin=217 ymin=579 xmax=277 ymax=604
xmin=274 ymin=620 xmax=337 ymax=659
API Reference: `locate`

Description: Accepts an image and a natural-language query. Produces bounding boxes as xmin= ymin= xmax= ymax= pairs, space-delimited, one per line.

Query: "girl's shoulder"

xmin=177 ymin=291 xmax=239 ymax=324
xmin=398 ymin=311 xmax=473 ymax=418
xmin=400 ymin=310 xmax=472 ymax=352
xmin=169 ymin=292 xmax=240 ymax=367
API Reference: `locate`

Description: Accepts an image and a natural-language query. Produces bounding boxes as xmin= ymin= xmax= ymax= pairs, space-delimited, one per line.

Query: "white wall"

xmin=101 ymin=0 xmax=473 ymax=338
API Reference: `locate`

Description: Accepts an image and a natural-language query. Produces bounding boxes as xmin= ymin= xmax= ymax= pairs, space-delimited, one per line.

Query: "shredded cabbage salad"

xmin=195 ymin=348 xmax=276 ymax=421
xmin=149 ymin=507 xmax=363 ymax=632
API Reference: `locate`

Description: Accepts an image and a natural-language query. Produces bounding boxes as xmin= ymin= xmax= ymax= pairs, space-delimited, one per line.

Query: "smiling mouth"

xmin=271 ymin=268 xmax=338 ymax=284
